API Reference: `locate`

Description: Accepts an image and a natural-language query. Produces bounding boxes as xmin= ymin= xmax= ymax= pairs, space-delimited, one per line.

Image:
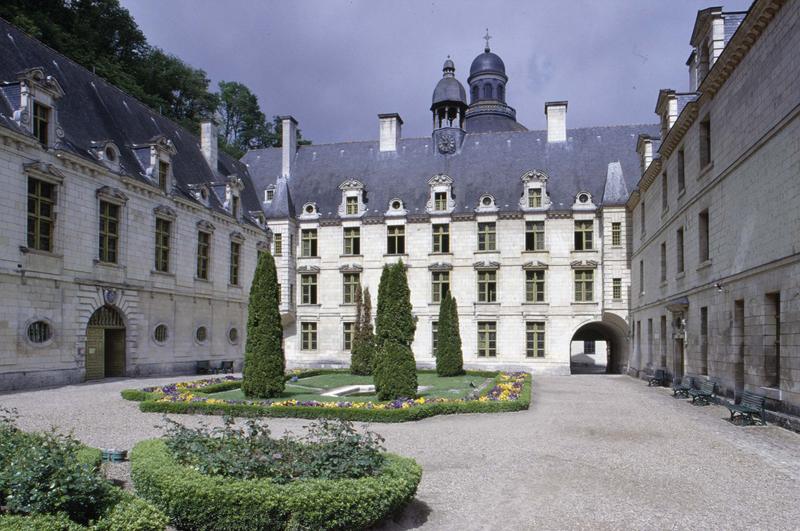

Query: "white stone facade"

xmin=628 ymin=0 xmax=800 ymax=414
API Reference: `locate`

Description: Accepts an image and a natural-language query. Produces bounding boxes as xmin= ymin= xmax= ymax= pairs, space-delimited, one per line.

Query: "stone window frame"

xmin=299 ymin=267 xmax=320 ymax=305
xmin=300 ymin=202 xmax=320 ymax=220
xmin=573 ymin=218 xmax=594 ymax=252
xmin=572 ymin=264 xmax=597 ymax=303
xmin=195 ymin=220 xmax=215 ymax=281
xmin=477 ymin=321 xmax=497 ymax=357
xmin=23 ymin=316 xmax=56 ymax=348
xmin=227 ymin=325 xmax=241 ymax=345
xmin=15 ymin=68 xmax=65 ymax=149
xmin=477 ymin=221 xmax=497 ymax=252
xmin=524 ymin=218 xmax=546 ymax=252
xmin=264 ymin=185 xmax=276 ymax=203
xmin=152 ymin=205 xmax=177 ymax=275
xmin=431 ymin=270 xmax=450 ymax=304
xmin=474 ymin=261 xmax=500 ymax=303
xmin=152 ymin=322 xmax=169 ymax=346
xmin=572 ymin=191 xmax=596 ymax=211
xmin=23 ymin=163 xmax=65 ymax=256
xmin=342 ymin=225 xmax=361 ymax=256
xmin=386 ymin=198 xmax=408 ymax=217
xmin=426 ymin=174 xmax=455 ymax=214
xmin=337 ymin=179 xmax=366 ymax=218
xmin=301 ymin=322 xmax=318 ymax=351
xmin=523 ymin=264 xmax=547 ymax=303
xmin=194 ymin=324 xmax=210 ymax=345
xmin=342 ymin=321 xmax=355 ymax=352
xmin=229 ymin=231 xmax=245 ymax=287
xmin=342 ymin=271 xmax=360 ymax=305
xmin=95 ymin=186 xmax=129 ymax=266
xmin=475 ymin=194 xmax=498 ymax=213
xmin=300 ymin=227 xmax=319 ymax=257
xmin=518 ymin=170 xmax=551 ymax=212
xmin=136 ymin=136 xmax=177 ymax=194
xmin=431 ymin=223 xmax=450 ymax=253
xmin=386 ymin=223 xmax=406 ymax=255
xmin=525 ymin=321 xmax=546 ymax=358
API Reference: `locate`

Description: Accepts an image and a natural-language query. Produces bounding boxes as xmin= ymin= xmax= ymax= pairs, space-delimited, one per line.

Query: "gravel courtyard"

xmin=3 ymin=374 xmax=799 ymax=530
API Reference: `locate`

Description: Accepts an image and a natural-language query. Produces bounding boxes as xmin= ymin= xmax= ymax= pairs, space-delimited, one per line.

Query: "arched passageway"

xmin=570 ymin=314 xmax=629 ymax=374
xmin=85 ymin=306 xmax=126 ymax=380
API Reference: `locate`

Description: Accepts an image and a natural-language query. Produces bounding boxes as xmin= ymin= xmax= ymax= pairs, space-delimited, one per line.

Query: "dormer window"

xmin=426 ymin=174 xmax=454 ymax=214
xmin=158 ymin=160 xmax=169 ymax=192
xmin=337 ymin=179 xmax=365 ymax=218
xmin=32 ymin=102 xmax=50 ymax=145
xmin=519 ymin=170 xmax=550 ymax=211
xmin=435 ymin=192 xmax=447 ymax=210
xmin=476 ymin=194 xmax=498 ymax=213
xmin=231 ymin=195 xmax=240 ymax=219
xmin=528 ymin=188 xmax=542 ymax=208
xmin=15 ymin=68 xmax=65 ymax=148
xmin=572 ymin=191 xmax=595 ymax=211
xmin=346 ymin=196 xmax=358 ymax=215
xmin=265 ymin=186 xmax=275 ymax=202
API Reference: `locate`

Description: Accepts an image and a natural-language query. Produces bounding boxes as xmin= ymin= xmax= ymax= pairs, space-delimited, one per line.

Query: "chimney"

xmin=378 ymin=113 xmax=403 ymax=152
xmin=280 ymin=115 xmax=297 ymax=178
xmin=200 ymin=121 xmax=218 ymax=171
xmin=544 ymin=101 xmax=568 ymax=143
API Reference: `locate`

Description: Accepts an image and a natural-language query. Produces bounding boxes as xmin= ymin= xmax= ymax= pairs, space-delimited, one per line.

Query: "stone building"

xmin=0 ymin=19 xmax=269 ymax=390
xmin=244 ymin=41 xmax=658 ymax=374
xmin=627 ymin=0 xmax=799 ymax=414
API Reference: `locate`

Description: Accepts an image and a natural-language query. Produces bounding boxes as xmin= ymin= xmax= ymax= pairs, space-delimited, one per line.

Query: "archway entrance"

xmin=570 ymin=314 xmax=629 ymax=374
xmin=85 ymin=306 xmax=126 ymax=380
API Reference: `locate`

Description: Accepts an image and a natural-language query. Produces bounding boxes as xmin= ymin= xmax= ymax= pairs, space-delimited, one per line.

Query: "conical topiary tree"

xmin=436 ymin=291 xmax=464 ymax=376
xmin=373 ymin=261 xmax=417 ymax=399
xmin=242 ymin=251 xmax=285 ymax=398
xmin=351 ymin=286 xmax=375 ymax=375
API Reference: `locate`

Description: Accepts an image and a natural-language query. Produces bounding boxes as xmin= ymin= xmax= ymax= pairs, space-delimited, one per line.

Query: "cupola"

xmin=431 ymin=57 xmax=467 ymax=155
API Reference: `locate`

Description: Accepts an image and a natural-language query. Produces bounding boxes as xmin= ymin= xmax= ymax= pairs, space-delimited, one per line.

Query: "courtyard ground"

xmin=2 ymin=374 xmax=799 ymax=530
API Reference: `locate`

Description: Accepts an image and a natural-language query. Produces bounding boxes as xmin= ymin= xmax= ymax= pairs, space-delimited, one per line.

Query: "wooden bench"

xmin=725 ymin=391 xmax=767 ymax=426
xmin=647 ymin=369 xmax=667 ymax=387
xmin=196 ymin=360 xmax=211 ymax=375
xmin=218 ymin=360 xmax=234 ymax=374
xmin=689 ymin=380 xmax=716 ymax=405
xmin=672 ymin=377 xmax=693 ymax=398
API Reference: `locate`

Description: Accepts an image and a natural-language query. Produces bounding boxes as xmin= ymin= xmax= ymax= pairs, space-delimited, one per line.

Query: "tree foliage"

xmin=350 ymin=286 xmax=375 ymax=375
xmin=242 ymin=252 xmax=285 ymax=398
xmin=373 ymin=262 xmax=417 ymax=399
xmin=436 ymin=292 xmax=464 ymax=376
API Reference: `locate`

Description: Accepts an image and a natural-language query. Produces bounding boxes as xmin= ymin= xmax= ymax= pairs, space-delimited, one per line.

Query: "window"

xmin=154 ymin=324 xmax=168 ymax=343
xmin=432 ymin=271 xmax=450 ymax=303
xmin=676 ymin=227 xmax=685 ymax=273
xmin=301 ymin=274 xmax=318 ymax=304
xmin=342 ymin=273 xmax=360 ymax=304
xmin=345 ymin=196 xmax=358 ymax=215
xmin=301 ymin=229 xmax=318 ymax=257
xmin=343 ymin=322 xmax=354 ymax=351
xmin=229 ymin=241 xmax=241 ymax=285
xmin=700 ymin=306 xmax=708 ymax=374
xmin=482 ymin=83 xmax=493 ymax=99
xmin=27 ymin=321 xmax=51 ymax=344
xmin=660 ymin=242 xmax=667 ymax=282
xmin=432 ymin=224 xmax=450 ymax=253
xmin=471 ymin=85 xmax=479 ymax=102
xmin=477 ymin=321 xmax=497 ymax=357
xmin=528 ymin=188 xmax=542 ymax=208
xmin=228 ymin=327 xmax=239 ymax=344
xmin=32 ymin=101 xmax=49 ymax=145
xmin=574 ymin=220 xmax=593 ymax=251
xmin=27 ymin=177 xmax=55 ymax=252
xmin=698 ymin=210 xmax=709 ymax=262
xmin=525 ymin=221 xmax=545 ymax=251
xmin=98 ymin=200 xmax=120 ymax=263
xmin=526 ymin=322 xmax=545 ymax=358
xmin=677 ymin=149 xmax=686 ymax=193
xmin=301 ymin=322 xmax=317 ymax=350
xmin=274 ymin=233 xmax=282 ymax=256
xmin=432 ymin=321 xmax=439 ymax=356
xmin=157 ymin=160 xmax=169 ymax=192
xmin=612 ymin=278 xmax=622 ymax=300
xmin=196 ymin=326 xmax=208 ymax=343
xmin=639 ymin=260 xmax=644 ymax=295
xmin=660 ymin=316 xmax=668 ymax=367
xmin=266 ymin=188 xmax=274 ymax=201
xmin=434 ymin=191 xmax=447 ymax=211
xmin=525 ymin=270 xmax=545 ymax=303
xmin=477 ymin=270 xmax=497 ymax=302
xmin=343 ymin=227 xmax=360 ymax=255
xmin=196 ymin=231 xmax=210 ymax=280
xmin=662 ymin=172 xmax=668 ymax=211
xmin=289 ymin=234 xmax=294 ymax=256
xmin=647 ymin=319 xmax=653 ymax=365
xmin=765 ymin=293 xmax=781 ymax=388
xmin=387 ymin=225 xmax=405 ymax=254
xmin=609 ymin=222 xmax=621 ymax=247
xmin=640 ymin=201 xmax=646 ymax=235
xmin=574 ymin=269 xmax=594 ymax=302
xmin=154 ymin=218 xmax=171 ymax=273
xmin=497 ymin=84 xmax=505 ymax=101
xmin=585 ymin=340 xmax=596 ymax=354
xmin=699 ymin=117 xmax=711 ymax=168
xmin=477 ymin=222 xmax=496 ymax=251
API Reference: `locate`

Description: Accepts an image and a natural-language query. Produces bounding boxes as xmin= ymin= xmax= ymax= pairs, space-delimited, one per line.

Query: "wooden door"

xmin=85 ymin=327 xmax=105 ymax=380
xmin=104 ymin=329 xmax=126 ymax=377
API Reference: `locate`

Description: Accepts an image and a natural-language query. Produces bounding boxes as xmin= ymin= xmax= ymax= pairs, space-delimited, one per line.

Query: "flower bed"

xmin=130 ymin=438 xmax=421 ymax=531
xmin=122 ymin=371 xmax=531 ymax=422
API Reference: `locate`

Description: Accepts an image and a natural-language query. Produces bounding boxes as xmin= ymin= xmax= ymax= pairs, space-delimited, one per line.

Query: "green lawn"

xmin=209 ymin=372 xmax=490 ymax=403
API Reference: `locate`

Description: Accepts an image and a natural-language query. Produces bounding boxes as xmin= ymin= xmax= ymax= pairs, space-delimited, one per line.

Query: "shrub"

xmin=436 ymin=292 xmax=464 ymax=376
xmin=242 ymin=251 xmax=285 ymax=398
xmin=350 ymin=286 xmax=375 ymax=375
xmin=130 ymin=439 xmax=422 ymax=531
xmin=373 ymin=340 xmax=418 ymax=400
xmin=0 ymin=513 xmax=84 ymax=530
xmin=93 ymin=488 xmax=168 ymax=531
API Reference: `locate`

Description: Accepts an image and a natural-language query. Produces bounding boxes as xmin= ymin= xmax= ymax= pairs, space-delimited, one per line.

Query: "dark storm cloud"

xmin=121 ymin=0 xmax=752 ymax=144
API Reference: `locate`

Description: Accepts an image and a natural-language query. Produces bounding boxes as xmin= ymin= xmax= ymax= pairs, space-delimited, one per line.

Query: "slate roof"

xmin=244 ymin=123 xmax=660 ymax=220
xmin=0 ymin=17 xmax=263 ymax=226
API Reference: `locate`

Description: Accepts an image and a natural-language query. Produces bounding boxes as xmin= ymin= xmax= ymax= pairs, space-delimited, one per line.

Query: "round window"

xmin=481 ymin=196 xmax=492 ymax=206
xmin=305 ymin=204 xmax=315 ymax=214
xmin=196 ymin=326 xmax=208 ymax=343
xmin=228 ymin=327 xmax=239 ymax=344
xmin=391 ymin=200 xmax=402 ymax=210
xmin=154 ymin=324 xmax=168 ymax=343
xmin=27 ymin=321 xmax=51 ymax=344
xmin=105 ymin=146 xmax=116 ymax=162
xmin=578 ymin=193 xmax=589 ymax=203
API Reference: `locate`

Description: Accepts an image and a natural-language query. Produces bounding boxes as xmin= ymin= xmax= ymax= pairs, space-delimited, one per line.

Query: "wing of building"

xmin=0 ymin=17 xmax=269 ymax=390
xmin=243 ymin=42 xmax=659 ymax=374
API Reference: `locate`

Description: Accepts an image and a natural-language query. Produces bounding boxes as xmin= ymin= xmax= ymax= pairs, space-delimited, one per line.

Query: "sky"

xmin=121 ymin=0 xmax=753 ymax=145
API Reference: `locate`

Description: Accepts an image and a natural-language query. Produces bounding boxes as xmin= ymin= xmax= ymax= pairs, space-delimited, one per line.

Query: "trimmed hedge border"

xmin=122 ymin=370 xmax=531 ymax=423
xmin=130 ymin=439 xmax=422 ymax=531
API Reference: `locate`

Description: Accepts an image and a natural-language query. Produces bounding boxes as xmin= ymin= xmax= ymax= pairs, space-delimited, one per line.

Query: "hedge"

xmin=124 ymin=370 xmax=531 ymax=423
xmin=130 ymin=439 xmax=422 ymax=531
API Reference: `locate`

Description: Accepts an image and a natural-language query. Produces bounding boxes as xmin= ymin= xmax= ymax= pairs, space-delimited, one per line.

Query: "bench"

xmin=725 ymin=391 xmax=767 ymax=426
xmin=196 ymin=360 xmax=211 ymax=375
xmin=647 ymin=369 xmax=667 ymax=387
xmin=688 ymin=380 xmax=716 ymax=405
xmin=672 ymin=376 xmax=693 ymax=398
xmin=218 ymin=360 xmax=234 ymax=374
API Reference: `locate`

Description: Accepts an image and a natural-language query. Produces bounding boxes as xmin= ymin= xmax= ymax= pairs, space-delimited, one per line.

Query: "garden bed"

xmin=121 ymin=370 xmax=531 ymax=422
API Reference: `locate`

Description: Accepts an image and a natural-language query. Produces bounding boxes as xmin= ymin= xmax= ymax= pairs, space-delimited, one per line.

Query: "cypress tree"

xmin=351 ymin=286 xmax=375 ymax=375
xmin=242 ymin=251 xmax=285 ymax=398
xmin=436 ymin=292 xmax=464 ymax=376
xmin=374 ymin=261 xmax=417 ymax=399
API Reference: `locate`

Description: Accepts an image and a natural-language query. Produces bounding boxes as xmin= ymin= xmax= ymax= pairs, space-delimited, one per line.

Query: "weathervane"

xmin=483 ymin=28 xmax=492 ymax=51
